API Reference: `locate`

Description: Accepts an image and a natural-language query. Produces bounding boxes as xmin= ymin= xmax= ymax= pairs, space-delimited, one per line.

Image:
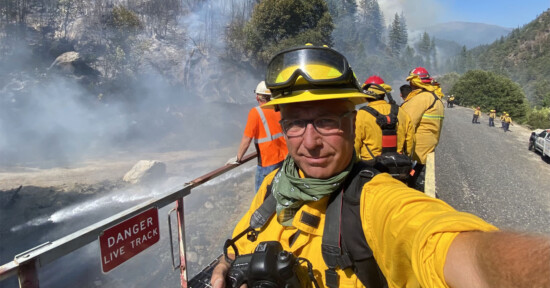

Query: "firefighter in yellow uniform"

xmin=500 ymin=111 xmax=507 ymax=128
xmin=354 ymin=75 xmax=415 ymax=161
xmin=400 ymin=67 xmax=445 ymax=189
xmin=447 ymin=95 xmax=455 ymax=108
xmin=472 ymin=106 xmax=481 ymax=124
xmin=488 ymin=109 xmax=496 ymax=127
xmin=504 ymin=113 xmax=513 ymax=132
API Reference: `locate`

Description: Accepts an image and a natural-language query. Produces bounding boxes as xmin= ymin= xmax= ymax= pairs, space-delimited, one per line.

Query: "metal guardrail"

xmin=0 ymin=152 xmax=258 ymax=288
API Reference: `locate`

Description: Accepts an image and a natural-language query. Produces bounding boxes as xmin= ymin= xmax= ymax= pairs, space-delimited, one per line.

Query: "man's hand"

xmin=210 ymin=257 xmax=232 ymax=288
xmin=444 ymin=231 xmax=550 ymax=288
xmin=226 ymin=156 xmax=240 ymax=165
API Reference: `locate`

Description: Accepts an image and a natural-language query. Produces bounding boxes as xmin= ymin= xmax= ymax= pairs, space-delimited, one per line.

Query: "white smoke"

xmin=378 ymin=0 xmax=446 ymax=29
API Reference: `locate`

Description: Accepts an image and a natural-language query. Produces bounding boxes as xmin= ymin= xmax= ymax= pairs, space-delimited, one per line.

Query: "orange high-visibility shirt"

xmin=243 ymin=106 xmax=288 ymax=167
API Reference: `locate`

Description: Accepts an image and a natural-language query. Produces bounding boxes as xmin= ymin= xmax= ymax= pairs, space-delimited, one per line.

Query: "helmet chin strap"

xmin=364 ymin=83 xmax=396 ymax=105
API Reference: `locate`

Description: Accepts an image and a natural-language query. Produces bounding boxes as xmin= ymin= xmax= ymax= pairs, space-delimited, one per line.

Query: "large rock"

xmin=123 ymin=160 xmax=166 ymax=184
xmin=49 ymin=51 xmax=100 ymax=81
xmin=49 ymin=51 xmax=81 ymax=73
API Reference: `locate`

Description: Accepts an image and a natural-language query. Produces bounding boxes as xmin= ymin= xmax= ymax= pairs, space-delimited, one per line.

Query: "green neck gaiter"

xmin=272 ymin=154 xmax=354 ymax=226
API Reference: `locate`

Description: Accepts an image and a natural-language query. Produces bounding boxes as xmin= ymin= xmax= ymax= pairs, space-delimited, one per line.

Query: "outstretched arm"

xmin=444 ymin=231 xmax=550 ymax=288
xmin=236 ymin=135 xmax=253 ymax=162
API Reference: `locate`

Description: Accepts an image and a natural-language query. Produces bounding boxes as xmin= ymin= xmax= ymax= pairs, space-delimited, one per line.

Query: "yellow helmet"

xmin=262 ymin=45 xmax=371 ymax=108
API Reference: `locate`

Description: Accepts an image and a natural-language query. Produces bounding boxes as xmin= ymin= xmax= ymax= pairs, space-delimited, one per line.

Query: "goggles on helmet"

xmin=265 ymin=46 xmax=361 ymax=97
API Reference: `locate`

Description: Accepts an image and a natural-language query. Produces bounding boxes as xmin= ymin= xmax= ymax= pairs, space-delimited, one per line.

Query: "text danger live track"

xmin=99 ymin=207 xmax=160 ymax=273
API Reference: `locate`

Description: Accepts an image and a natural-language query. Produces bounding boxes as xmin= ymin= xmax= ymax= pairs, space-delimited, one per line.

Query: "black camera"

xmin=226 ymin=241 xmax=302 ymax=288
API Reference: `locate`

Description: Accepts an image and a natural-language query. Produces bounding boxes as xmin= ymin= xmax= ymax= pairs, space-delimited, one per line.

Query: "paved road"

xmin=436 ymin=106 xmax=550 ymax=234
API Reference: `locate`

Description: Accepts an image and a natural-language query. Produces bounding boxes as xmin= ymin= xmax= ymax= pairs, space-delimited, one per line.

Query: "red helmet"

xmin=364 ymin=75 xmax=385 ymax=86
xmin=407 ymin=67 xmax=433 ymax=83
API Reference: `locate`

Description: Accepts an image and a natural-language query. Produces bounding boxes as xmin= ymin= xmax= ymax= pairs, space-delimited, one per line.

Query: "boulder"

xmin=49 ymin=51 xmax=100 ymax=81
xmin=123 ymin=160 xmax=166 ymax=184
xmin=49 ymin=51 xmax=81 ymax=73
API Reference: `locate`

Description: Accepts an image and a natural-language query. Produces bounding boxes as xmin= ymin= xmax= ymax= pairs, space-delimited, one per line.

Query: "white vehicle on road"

xmin=532 ymin=129 xmax=550 ymax=159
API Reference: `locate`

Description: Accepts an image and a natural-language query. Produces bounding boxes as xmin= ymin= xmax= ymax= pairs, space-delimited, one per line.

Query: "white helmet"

xmin=255 ymin=81 xmax=271 ymax=96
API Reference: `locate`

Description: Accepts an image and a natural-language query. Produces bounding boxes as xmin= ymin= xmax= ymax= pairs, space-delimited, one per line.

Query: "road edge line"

xmin=425 ymin=152 xmax=436 ymax=198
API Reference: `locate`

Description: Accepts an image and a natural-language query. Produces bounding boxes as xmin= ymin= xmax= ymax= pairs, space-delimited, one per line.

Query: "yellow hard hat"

xmin=262 ymin=46 xmax=371 ymax=108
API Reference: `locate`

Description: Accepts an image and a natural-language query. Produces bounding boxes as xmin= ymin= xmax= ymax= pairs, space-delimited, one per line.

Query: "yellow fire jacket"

xmin=354 ymin=100 xmax=415 ymax=161
xmin=474 ymin=109 xmax=481 ymax=116
xmin=489 ymin=112 xmax=496 ymax=119
xmin=229 ymin=171 xmax=497 ymax=288
xmin=505 ymin=116 xmax=512 ymax=123
xmin=400 ymin=89 xmax=445 ymax=164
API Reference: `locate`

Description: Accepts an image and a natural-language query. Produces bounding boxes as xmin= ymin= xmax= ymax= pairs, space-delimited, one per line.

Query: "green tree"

xmin=239 ymin=0 xmax=333 ymax=66
xmin=325 ymin=0 xmax=356 ymax=19
xmin=398 ymin=12 xmax=408 ymax=51
xmin=436 ymin=72 xmax=461 ymax=95
xmin=357 ymin=0 xmax=385 ymax=51
xmin=417 ymin=32 xmax=431 ymax=59
xmin=526 ymin=107 xmax=550 ymax=129
xmin=449 ymin=70 xmax=528 ymax=121
xmin=388 ymin=13 xmax=404 ymax=56
xmin=534 ymin=79 xmax=550 ymax=107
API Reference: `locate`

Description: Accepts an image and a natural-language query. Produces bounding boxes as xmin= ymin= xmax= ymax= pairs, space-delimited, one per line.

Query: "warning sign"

xmin=99 ymin=207 xmax=160 ymax=273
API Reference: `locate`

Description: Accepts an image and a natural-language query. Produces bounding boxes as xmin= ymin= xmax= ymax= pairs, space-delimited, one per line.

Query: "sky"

xmin=379 ymin=0 xmax=550 ymax=29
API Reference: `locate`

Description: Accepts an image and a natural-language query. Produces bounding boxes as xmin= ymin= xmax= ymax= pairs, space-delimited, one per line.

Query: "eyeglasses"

xmin=265 ymin=46 xmax=361 ymax=97
xmin=279 ymin=111 xmax=353 ymax=137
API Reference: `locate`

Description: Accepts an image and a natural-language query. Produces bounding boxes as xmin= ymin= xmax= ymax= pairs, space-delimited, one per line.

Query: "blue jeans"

xmin=255 ymin=161 xmax=283 ymax=193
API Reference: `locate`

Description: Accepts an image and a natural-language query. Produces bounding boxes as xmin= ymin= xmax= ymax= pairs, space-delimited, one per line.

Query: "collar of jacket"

xmin=403 ymin=88 xmax=424 ymax=102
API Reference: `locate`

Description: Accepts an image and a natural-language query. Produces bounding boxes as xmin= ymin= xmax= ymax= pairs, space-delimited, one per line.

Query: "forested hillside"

xmin=456 ymin=9 xmax=550 ymax=107
xmin=1 ymin=0 xmax=471 ymax=101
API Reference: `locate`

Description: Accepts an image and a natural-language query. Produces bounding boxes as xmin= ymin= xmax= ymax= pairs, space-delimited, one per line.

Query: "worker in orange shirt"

xmin=228 ymin=81 xmax=288 ymax=192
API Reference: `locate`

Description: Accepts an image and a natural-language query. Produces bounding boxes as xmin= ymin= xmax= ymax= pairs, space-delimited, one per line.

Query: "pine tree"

xmin=357 ymin=0 xmax=385 ymax=50
xmin=398 ymin=11 xmax=408 ymax=49
xmin=430 ymin=37 xmax=437 ymax=72
xmin=325 ymin=0 xmax=357 ymax=19
xmin=388 ymin=13 xmax=402 ymax=56
xmin=417 ymin=32 xmax=431 ymax=58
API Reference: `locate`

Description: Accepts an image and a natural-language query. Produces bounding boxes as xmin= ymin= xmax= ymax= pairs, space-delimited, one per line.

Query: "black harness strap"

xmin=321 ymin=162 xmax=387 ymax=288
xmin=340 ymin=166 xmax=388 ymax=288
xmin=426 ymin=91 xmax=442 ymax=111
xmin=321 ymin=190 xmax=352 ymax=288
xmin=361 ymin=104 xmax=399 ymax=154
xmin=249 ymin=192 xmax=277 ymax=229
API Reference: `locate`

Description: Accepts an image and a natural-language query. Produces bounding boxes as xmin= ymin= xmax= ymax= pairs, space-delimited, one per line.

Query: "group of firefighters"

xmin=216 ymin=45 xmax=549 ymax=288
xmin=231 ymin=66 xmax=444 ymax=191
xmin=471 ymin=106 xmax=513 ymax=131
